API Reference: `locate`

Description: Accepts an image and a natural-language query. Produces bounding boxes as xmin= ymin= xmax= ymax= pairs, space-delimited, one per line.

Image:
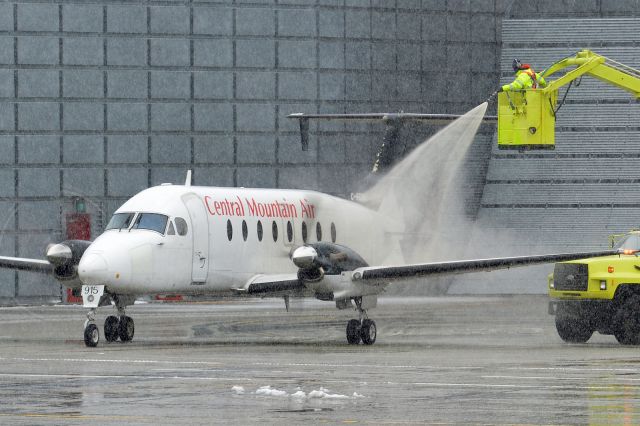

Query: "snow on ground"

xmin=255 ymin=385 xmax=288 ymax=397
xmin=233 ymin=385 xmax=364 ymax=400
xmin=308 ymin=387 xmax=349 ymax=399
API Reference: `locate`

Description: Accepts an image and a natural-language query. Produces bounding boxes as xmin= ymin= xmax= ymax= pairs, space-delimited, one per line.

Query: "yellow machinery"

xmin=498 ymin=50 xmax=640 ymax=149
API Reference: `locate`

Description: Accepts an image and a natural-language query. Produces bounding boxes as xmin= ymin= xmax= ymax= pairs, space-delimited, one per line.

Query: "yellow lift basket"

xmin=497 ymin=50 xmax=640 ymax=150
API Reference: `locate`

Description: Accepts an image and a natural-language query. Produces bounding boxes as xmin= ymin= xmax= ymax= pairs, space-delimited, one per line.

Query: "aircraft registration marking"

xmin=81 ymin=285 xmax=104 ymax=308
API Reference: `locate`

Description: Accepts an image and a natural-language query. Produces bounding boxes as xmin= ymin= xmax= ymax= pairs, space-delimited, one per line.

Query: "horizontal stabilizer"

xmin=287 ymin=112 xmax=497 ymax=123
xmin=287 ymin=112 xmax=497 ymax=150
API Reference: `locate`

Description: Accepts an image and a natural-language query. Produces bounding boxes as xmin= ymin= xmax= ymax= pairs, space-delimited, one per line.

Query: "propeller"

xmin=290 ymin=242 xmax=369 ymax=283
xmin=45 ymin=243 xmax=73 ymax=265
xmin=45 ymin=240 xmax=92 ymax=282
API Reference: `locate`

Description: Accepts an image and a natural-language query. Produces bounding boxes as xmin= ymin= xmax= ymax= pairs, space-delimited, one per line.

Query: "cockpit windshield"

xmin=613 ymin=233 xmax=640 ymax=251
xmin=131 ymin=213 xmax=168 ymax=235
xmin=105 ymin=212 xmax=135 ymax=231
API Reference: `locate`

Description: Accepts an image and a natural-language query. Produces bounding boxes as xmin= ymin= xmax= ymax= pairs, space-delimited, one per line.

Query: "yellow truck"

xmin=549 ymin=231 xmax=640 ymax=344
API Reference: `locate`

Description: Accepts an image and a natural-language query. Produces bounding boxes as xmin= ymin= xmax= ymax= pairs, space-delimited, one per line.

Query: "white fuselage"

xmin=78 ymin=185 xmax=397 ymax=295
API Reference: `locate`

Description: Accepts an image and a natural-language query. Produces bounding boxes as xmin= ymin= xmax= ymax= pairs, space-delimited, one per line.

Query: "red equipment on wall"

xmin=66 ymin=213 xmax=91 ymax=241
xmin=65 ymin=198 xmax=91 ymax=303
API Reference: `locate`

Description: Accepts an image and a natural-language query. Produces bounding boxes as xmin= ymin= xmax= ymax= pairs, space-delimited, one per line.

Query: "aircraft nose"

xmin=78 ymin=253 xmax=109 ymax=285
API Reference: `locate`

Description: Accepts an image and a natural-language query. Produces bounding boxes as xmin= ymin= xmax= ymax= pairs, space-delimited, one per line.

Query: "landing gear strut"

xmin=82 ymin=289 xmax=136 ymax=347
xmin=345 ymin=297 xmax=377 ymax=345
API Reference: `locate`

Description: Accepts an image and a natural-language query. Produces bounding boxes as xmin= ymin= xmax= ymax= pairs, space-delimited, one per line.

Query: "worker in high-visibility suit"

xmin=499 ymin=59 xmax=548 ymax=92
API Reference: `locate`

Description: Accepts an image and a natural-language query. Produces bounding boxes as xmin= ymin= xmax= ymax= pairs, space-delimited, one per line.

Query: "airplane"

xmin=0 ymin=109 xmax=628 ymax=348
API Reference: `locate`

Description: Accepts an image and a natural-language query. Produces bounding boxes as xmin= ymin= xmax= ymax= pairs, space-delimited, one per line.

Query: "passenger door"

xmin=182 ymin=193 xmax=209 ymax=283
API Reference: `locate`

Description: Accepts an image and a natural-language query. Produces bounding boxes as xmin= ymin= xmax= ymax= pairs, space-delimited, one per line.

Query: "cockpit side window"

xmin=175 ymin=217 xmax=188 ymax=236
xmin=106 ymin=212 xmax=135 ymax=231
xmin=131 ymin=213 xmax=168 ymax=235
xmin=167 ymin=221 xmax=176 ymax=235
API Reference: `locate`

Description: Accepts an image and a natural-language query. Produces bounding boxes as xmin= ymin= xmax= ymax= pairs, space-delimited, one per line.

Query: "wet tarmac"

xmin=0 ymin=295 xmax=639 ymax=425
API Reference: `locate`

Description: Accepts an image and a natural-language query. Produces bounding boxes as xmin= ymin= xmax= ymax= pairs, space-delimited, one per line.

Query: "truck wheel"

xmin=613 ymin=295 xmax=640 ymax=345
xmin=555 ymin=304 xmax=593 ymax=343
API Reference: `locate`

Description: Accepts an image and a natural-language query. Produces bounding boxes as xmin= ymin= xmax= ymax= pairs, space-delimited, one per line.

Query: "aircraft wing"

xmin=236 ymin=274 xmax=306 ymax=295
xmin=0 ymin=255 xmax=53 ymax=273
xmin=352 ymin=249 xmax=627 ymax=283
xmin=237 ymin=249 xmax=629 ymax=299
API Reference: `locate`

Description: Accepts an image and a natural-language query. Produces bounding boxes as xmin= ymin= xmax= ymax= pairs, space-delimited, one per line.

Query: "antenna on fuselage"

xmin=185 ymin=170 xmax=192 ymax=187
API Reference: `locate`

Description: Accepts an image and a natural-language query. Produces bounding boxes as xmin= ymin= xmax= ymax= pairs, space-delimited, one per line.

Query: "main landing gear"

xmin=83 ymin=294 xmax=135 ymax=347
xmin=345 ymin=297 xmax=377 ymax=345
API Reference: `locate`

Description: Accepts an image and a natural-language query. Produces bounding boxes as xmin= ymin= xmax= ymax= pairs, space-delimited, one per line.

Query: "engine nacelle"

xmin=46 ymin=240 xmax=92 ymax=284
xmin=290 ymin=242 xmax=368 ymax=284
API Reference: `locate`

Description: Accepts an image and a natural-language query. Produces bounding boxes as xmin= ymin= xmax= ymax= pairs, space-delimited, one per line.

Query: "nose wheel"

xmin=84 ymin=323 xmax=99 ymax=347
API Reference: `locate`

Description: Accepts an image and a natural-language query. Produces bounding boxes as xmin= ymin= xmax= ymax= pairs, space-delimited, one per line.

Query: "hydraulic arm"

xmin=498 ymin=49 xmax=640 ymax=149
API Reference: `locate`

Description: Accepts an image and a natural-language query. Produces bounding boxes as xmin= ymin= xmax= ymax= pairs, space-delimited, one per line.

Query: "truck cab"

xmin=549 ymin=231 xmax=640 ymax=344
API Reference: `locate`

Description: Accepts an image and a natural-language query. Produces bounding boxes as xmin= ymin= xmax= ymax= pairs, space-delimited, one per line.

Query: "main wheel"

xmin=555 ymin=304 xmax=592 ymax=343
xmin=614 ymin=295 xmax=640 ymax=345
xmin=84 ymin=323 xmax=99 ymax=347
xmin=360 ymin=319 xmax=377 ymax=345
xmin=346 ymin=319 xmax=361 ymax=344
xmin=118 ymin=316 xmax=135 ymax=342
xmin=104 ymin=316 xmax=119 ymax=342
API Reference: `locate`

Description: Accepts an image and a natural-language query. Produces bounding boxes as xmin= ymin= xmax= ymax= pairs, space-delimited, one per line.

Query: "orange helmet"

xmin=512 ymin=59 xmax=531 ymax=72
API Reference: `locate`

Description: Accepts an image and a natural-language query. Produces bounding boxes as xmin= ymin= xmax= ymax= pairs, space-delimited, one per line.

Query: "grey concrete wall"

xmin=0 ymin=0 xmax=502 ymax=301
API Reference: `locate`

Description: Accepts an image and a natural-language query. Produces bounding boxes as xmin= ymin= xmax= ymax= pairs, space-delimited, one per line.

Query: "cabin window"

xmin=257 ymin=221 xmax=263 ymax=241
xmin=331 ymin=222 xmax=336 ymax=243
xmin=242 ymin=220 xmax=248 ymax=241
xmin=272 ymin=221 xmax=278 ymax=242
xmin=175 ymin=217 xmax=188 ymax=236
xmin=301 ymin=222 xmax=308 ymax=243
xmin=167 ymin=221 xmax=176 ymax=235
xmin=132 ymin=213 xmax=168 ymax=235
xmin=316 ymin=222 xmax=322 ymax=241
xmin=106 ymin=212 xmax=135 ymax=231
xmin=287 ymin=221 xmax=293 ymax=242
xmin=227 ymin=219 xmax=233 ymax=241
